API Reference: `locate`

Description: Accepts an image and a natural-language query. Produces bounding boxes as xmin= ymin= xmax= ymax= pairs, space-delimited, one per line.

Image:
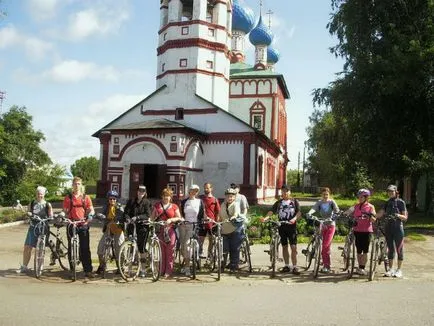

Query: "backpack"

xmin=30 ymin=200 xmax=50 ymax=216
xmin=68 ymin=193 xmax=87 ymax=212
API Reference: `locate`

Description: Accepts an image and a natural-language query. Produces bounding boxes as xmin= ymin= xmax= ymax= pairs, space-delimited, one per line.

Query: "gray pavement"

xmin=1 ymin=223 xmax=433 ymax=325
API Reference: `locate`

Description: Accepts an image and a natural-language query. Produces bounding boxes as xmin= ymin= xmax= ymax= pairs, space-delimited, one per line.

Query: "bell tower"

xmin=157 ymin=0 xmax=232 ymax=110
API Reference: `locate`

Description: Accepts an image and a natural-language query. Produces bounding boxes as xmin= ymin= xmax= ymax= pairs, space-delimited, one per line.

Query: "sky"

xmin=0 ymin=0 xmax=345 ymax=171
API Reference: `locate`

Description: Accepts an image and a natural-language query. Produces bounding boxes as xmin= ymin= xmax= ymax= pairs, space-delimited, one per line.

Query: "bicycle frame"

xmin=206 ymin=219 xmax=224 ymax=280
xmin=63 ymin=218 xmax=85 ymax=282
xmin=29 ymin=213 xmax=52 ymax=279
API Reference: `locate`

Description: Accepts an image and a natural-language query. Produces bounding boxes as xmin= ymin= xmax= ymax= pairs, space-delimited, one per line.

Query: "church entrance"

xmin=129 ymin=164 xmax=167 ymax=199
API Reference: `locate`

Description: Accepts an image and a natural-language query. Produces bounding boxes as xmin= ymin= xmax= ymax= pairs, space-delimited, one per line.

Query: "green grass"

xmin=406 ymin=232 xmax=426 ymax=241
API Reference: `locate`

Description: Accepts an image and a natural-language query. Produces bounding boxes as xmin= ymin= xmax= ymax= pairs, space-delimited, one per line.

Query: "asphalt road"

xmin=1 ymin=224 xmax=433 ymax=326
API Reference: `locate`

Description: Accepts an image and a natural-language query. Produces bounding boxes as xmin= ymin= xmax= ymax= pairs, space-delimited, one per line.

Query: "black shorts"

xmin=278 ymin=224 xmax=297 ymax=246
xmin=354 ymin=231 xmax=371 ymax=254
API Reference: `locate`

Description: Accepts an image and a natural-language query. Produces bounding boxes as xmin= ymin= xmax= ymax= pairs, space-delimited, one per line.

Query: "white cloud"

xmin=42 ymin=60 xmax=119 ymax=82
xmin=27 ymin=0 xmax=61 ymax=21
xmin=66 ymin=4 xmax=130 ymax=41
xmin=270 ymin=15 xmax=296 ymax=43
xmin=0 ymin=25 xmax=55 ymax=60
xmin=40 ymin=93 xmax=144 ymax=167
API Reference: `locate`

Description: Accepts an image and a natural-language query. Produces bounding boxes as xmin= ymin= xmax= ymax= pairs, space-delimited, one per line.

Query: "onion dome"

xmin=267 ymin=46 xmax=280 ymax=64
xmin=232 ymin=0 xmax=255 ymax=34
xmin=249 ymin=16 xmax=273 ymax=46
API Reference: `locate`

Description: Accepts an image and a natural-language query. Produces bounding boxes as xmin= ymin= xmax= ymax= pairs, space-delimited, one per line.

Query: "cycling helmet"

xmin=225 ymin=188 xmax=237 ymax=195
xmin=357 ymin=188 xmax=371 ymax=197
xmin=107 ymin=190 xmax=119 ymax=198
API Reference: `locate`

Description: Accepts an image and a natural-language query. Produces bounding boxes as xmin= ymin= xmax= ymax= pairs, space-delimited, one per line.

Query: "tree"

xmin=309 ymin=0 xmax=434 ymax=195
xmin=286 ymin=169 xmax=299 ymax=187
xmin=70 ymin=156 xmax=99 ymax=185
xmin=15 ymin=164 xmax=66 ymax=203
xmin=0 ymin=106 xmax=51 ymax=204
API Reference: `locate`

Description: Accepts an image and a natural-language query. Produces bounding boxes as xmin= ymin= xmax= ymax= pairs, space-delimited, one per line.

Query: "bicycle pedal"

xmin=338 ymin=246 xmax=344 ymax=250
xmin=264 ymin=250 xmax=270 ymax=254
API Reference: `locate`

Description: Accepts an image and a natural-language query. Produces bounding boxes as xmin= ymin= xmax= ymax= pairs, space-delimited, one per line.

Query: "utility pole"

xmin=297 ymin=151 xmax=300 ymax=188
xmin=302 ymin=142 xmax=306 ymax=193
xmin=0 ymin=90 xmax=5 ymax=114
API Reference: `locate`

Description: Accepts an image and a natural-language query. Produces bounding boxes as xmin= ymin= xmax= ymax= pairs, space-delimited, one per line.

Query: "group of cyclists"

xmin=16 ymin=176 xmax=408 ymax=280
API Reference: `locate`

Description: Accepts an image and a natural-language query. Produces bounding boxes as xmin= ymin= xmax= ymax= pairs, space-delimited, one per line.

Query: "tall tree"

xmin=0 ymin=106 xmax=51 ymax=204
xmin=70 ymin=156 xmax=99 ymax=185
xmin=309 ymin=0 xmax=434 ymax=194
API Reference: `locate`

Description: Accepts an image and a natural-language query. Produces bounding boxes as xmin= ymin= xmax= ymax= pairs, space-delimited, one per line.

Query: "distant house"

xmin=58 ymin=171 xmax=73 ymax=195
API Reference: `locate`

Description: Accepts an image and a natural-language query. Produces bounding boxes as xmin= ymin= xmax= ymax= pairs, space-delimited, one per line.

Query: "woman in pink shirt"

xmin=151 ymin=188 xmax=182 ymax=279
xmin=345 ymin=189 xmax=376 ymax=276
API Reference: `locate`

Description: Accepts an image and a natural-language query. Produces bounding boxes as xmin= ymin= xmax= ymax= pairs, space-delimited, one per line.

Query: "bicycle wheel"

xmin=102 ymin=242 xmax=112 ymax=279
xmin=312 ymin=238 xmax=322 ymax=279
xmin=303 ymin=238 xmax=315 ymax=271
xmin=55 ymin=237 xmax=69 ymax=271
xmin=271 ymin=238 xmax=277 ymax=278
xmin=347 ymin=238 xmax=356 ymax=279
xmin=210 ymin=236 xmax=217 ymax=272
xmin=118 ymin=241 xmax=140 ymax=282
xmin=71 ymin=237 xmax=79 ymax=281
xmin=34 ymin=236 xmax=46 ymax=279
xmin=341 ymin=236 xmax=351 ymax=271
xmin=150 ymin=239 xmax=161 ymax=282
xmin=216 ymin=237 xmax=223 ymax=281
xmin=191 ymin=240 xmax=198 ymax=279
xmin=240 ymin=237 xmax=252 ymax=273
xmin=368 ymin=238 xmax=379 ymax=281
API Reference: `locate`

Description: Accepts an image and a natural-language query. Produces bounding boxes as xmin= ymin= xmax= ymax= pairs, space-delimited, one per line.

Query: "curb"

xmin=0 ymin=220 xmax=27 ymax=229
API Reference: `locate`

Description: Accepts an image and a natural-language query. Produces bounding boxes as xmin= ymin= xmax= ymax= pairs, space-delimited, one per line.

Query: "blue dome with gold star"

xmin=267 ymin=46 xmax=280 ymax=64
xmin=232 ymin=0 xmax=255 ymax=34
xmin=249 ymin=16 xmax=273 ymax=46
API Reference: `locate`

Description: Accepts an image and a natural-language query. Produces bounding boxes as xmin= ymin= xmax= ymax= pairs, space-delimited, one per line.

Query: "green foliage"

xmin=0 ymin=106 xmax=51 ymax=205
xmin=70 ymin=156 xmax=99 ymax=184
xmin=15 ymin=164 xmax=66 ymax=204
xmin=308 ymin=0 xmax=434 ymax=193
xmin=286 ymin=169 xmax=300 ymax=187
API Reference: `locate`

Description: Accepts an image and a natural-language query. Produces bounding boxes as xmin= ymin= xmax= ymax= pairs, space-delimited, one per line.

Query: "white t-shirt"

xmin=183 ymin=198 xmax=201 ymax=222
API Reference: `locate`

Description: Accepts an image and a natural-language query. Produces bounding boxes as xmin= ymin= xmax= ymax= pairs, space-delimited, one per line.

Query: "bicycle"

xmin=46 ymin=215 xmax=69 ymax=271
xmin=368 ymin=215 xmax=395 ymax=281
xmin=28 ymin=212 xmax=56 ymax=278
xmin=180 ymin=221 xmax=201 ymax=279
xmin=95 ymin=213 xmax=122 ymax=279
xmin=117 ymin=216 xmax=142 ymax=282
xmin=62 ymin=217 xmax=86 ymax=281
xmin=338 ymin=216 xmax=360 ymax=279
xmin=205 ymin=219 xmax=225 ymax=281
xmin=238 ymin=227 xmax=253 ymax=273
xmin=143 ymin=220 xmax=165 ymax=282
xmin=262 ymin=220 xmax=288 ymax=278
xmin=302 ymin=212 xmax=342 ymax=277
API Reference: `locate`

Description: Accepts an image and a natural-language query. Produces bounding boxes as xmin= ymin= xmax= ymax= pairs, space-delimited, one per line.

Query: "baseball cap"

xmin=387 ymin=185 xmax=397 ymax=192
xmin=137 ymin=185 xmax=147 ymax=192
xmin=189 ymin=184 xmax=200 ymax=191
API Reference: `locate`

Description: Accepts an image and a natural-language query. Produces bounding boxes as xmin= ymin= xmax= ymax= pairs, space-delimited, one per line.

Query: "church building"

xmin=93 ymin=0 xmax=290 ymax=203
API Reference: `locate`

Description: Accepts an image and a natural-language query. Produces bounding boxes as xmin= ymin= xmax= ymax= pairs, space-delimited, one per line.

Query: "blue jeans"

xmin=223 ymin=230 xmax=243 ymax=270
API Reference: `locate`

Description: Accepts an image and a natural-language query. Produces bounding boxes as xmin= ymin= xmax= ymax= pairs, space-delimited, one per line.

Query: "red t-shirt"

xmin=154 ymin=202 xmax=179 ymax=227
xmin=63 ymin=194 xmax=93 ymax=221
xmin=201 ymin=195 xmax=221 ymax=230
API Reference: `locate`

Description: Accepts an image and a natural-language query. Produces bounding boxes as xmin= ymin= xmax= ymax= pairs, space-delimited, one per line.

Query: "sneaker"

xmin=16 ymin=265 xmax=30 ymax=274
xmin=384 ymin=269 xmax=394 ymax=277
xmin=358 ymin=268 xmax=367 ymax=276
xmin=320 ymin=267 xmax=330 ymax=273
xmin=95 ymin=265 xmax=104 ymax=275
xmin=292 ymin=267 xmax=300 ymax=275
xmin=164 ymin=274 xmax=172 ymax=279
xmin=184 ymin=269 xmax=191 ymax=277
xmin=393 ymin=269 xmax=403 ymax=278
xmin=281 ymin=266 xmax=291 ymax=273
xmin=85 ymin=272 xmax=95 ymax=279
xmin=139 ymin=270 xmax=146 ymax=278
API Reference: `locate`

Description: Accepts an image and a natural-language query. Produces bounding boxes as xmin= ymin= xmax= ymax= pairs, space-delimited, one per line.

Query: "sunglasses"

xmin=109 ymin=198 xmax=117 ymax=201
xmin=138 ymin=189 xmax=146 ymax=193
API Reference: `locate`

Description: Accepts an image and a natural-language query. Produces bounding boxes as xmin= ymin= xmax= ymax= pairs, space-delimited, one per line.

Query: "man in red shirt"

xmin=199 ymin=182 xmax=221 ymax=258
xmin=63 ymin=176 xmax=95 ymax=278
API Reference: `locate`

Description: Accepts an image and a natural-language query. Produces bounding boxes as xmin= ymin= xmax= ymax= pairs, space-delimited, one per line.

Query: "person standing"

xmin=263 ymin=185 xmax=301 ymax=275
xmin=122 ymin=185 xmax=152 ymax=278
xmin=220 ymin=188 xmax=245 ymax=273
xmin=63 ymin=177 xmax=95 ymax=278
xmin=16 ymin=186 xmax=53 ymax=274
xmin=344 ymin=189 xmax=376 ymax=276
xmin=376 ymin=185 xmax=408 ymax=278
xmin=230 ymin=183 xmax=249 ymax=217
xmin=151 ymin=188 xmax=182 ymax=279
xmin=179 ymin=184 xmax=204 ymax=276
xmin=199 ymin=182 xmax=221 ymax=259
xmin=95 ymin=190 xmax=125 ymax=275
xmin=307 ymin=187 xmax=340 ymax=273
